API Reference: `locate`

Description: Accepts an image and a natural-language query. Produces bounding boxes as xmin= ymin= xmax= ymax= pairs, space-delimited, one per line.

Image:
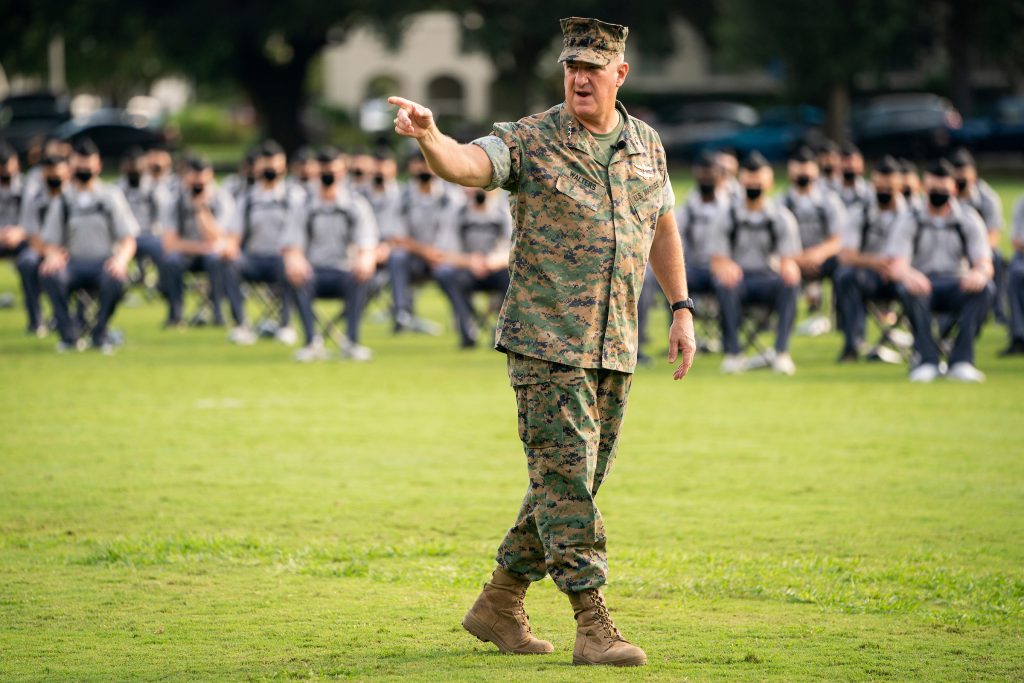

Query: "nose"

xmin=574 ymin=71 xmax=589 ymax=88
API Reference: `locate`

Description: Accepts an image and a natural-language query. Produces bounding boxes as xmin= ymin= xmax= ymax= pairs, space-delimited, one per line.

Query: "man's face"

xmin=0 ymin=157 xmax=19 ymax=183
xmin=841 ymin=153 xmax=864 ymax=176
xmin=717 ymin=153 xmax=738 ymax=178
xmin=787 ymin=160 xmax=818 ymax=184
xmin=872 ymin=171 xmax=900 ymax=196
xmin=183 ymin=168 xmax=213 ymax=192
xmin=408 ymin=159 xmax=432 ymax=181
xmin=292 ymin=158 xmax=319 ymax=181
xmin=563 ymin=56 xmax=628 ymax=123
xmin=740 ymin=167 xmax=772 ymax=195
xmin=923 ymin=174 xmax=955 ymax=198
xmin=377 ymin=158 xmax=397 ymax=181
xmin=953 ymin=165 xmax=976 ymax=195
xmin=44 ymin=161 xmax=69 ymax=190
xmin=148 ymin=150 xmax=171 ymax=177
xmin=72 ymin=153 xmax=101 ymax=181
xmin=904 ymin=172 xmax=921 ymax=194
xmin=818 ymin=152 xmax=840 ymax=175
xmin=254 ymin=154 xmax=286 ymax=183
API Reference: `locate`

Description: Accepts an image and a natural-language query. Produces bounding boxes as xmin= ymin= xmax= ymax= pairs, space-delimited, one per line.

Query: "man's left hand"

xmin=104 ymin=257 xmax=129 ymax=281
xmin=668 ymin=310 xmax=696 ymax=381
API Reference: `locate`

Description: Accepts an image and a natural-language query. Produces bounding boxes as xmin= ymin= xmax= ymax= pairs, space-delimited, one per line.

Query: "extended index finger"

xmin=387 ymin=96 xmax=419 ymax=114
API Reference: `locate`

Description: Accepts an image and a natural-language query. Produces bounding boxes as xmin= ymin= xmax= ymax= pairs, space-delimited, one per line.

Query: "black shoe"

xmin=836 ymin=348 xmax=859 ymax=363
xmin=998 ymin=338 xmax=1024 ymax=357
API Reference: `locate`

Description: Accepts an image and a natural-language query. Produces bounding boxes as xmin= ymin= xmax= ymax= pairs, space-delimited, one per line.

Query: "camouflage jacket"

xmin=472 ymin=101 xmax=673 ymax=373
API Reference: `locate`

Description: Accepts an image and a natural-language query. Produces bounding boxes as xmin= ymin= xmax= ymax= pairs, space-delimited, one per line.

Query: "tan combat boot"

xmin=462 ymin=567 xmax=554 ymax=654
xmin=567 ymin=588 xmax=647 ymax=666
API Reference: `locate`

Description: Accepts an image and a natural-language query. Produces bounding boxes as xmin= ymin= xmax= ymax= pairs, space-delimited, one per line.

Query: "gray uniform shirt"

xmin=837 ymin=176 xmax=872 ymax=210
xmin=226 ymin=184 xmax=302 ymax=256
xmin=1011 ymin=195 xmax=1024 ymax=248
xmin=41 ymin=183 xmax=138 ymax=261
xmin=19 ymin=186 xmax=60 ymax=237
xmin=961 ymin=179 xmax=1003 ymax=232
xmin=437 ymin=193 xmax=513 ymax=255
xmin=675 ymin=188 xmax=730 ymax=268
xmin=0 ymin=179 xmax=24 ymax=227
xmin=285 ymin=187 xmax=378 ymax=269
xmin=885 ymin=200 xmax=990 ymax=276
xmin=396 ymin=180 xmax=465 ymax=246
xmin=842 ymin=194 xmax=911 ymax=255
xmin=117 ymin=177 xmax=164 ymax=237
xmin=359 ymin=181 xmax=403 ymax=242
xmin=782 ymin=184 xmax=846 ymax=250
xmin=710 ymin=200 xmax=801 ymax=272
xmin=160 ymin=186 xmax=236 ymax=243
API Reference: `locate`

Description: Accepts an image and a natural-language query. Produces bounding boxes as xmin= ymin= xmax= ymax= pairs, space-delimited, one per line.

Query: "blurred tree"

xmin=453 ymin=0 xmax=716 ymax=119
xmin=716 ymin=0 xmax=922 ymax=142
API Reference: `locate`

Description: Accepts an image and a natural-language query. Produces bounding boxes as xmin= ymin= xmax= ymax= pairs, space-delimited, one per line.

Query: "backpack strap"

xmin=859 ymin=203 xmax=872 ymax=252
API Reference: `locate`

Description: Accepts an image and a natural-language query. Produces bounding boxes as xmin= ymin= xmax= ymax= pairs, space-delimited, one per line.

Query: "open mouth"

xmin=575 ymin=91 xmax=592 ymax=100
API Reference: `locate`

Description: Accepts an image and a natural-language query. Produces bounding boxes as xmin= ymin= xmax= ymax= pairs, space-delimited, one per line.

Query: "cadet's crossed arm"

xmin=389 ymin=97 xmax=494 ymax=188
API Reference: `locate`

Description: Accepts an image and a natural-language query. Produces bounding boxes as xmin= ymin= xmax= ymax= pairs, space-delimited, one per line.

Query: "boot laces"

xmin=512 ymin=595 xmax=533 ymax=634
xmin=590 ymin=592 xmax=623 ymax=640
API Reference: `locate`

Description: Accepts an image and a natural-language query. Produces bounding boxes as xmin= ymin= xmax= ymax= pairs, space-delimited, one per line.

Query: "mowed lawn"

xmin=2 ymin=177 xmax=1024 ymax=681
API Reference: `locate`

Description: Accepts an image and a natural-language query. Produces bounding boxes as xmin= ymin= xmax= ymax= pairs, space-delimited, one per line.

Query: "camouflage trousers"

xmin=496 ymin=352 xmax=632 ymax=593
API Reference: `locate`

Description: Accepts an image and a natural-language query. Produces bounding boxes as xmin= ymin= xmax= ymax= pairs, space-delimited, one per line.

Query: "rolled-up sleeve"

xmin=471 ymin=122 xmax=522 ymax=192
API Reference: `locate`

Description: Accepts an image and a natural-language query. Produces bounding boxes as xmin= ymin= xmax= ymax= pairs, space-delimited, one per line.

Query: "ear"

xmin=616 ymin=60 xmax=629 ymax=87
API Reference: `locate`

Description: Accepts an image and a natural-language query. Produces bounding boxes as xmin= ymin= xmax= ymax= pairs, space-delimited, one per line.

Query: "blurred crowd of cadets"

xmin=0 ymin=134 xmax=1022 ymax=381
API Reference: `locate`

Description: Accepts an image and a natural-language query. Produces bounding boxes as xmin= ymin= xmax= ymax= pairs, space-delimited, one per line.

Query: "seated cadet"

xmin=17 ymin=154 xmax=69 ymax=336
xmin=638 ymin=150 xmax=730 ymax=358
xmin=21 ymin=136 xmax=70 ymax=200
xmin=1002 ymin=195 xmax=1024 ymax=356
xmin=348 ymin=151 xmax=377 ymax=196
xmin=836 ymin=143 xmax=871 ymax=211
xmin=38 ymin=138 xmax=138 ymax=353
xmin=284 ymin=148 xmax=378 ymax=362
xmin=711 ymin=152 xmax=802 ymax=375
xmin=885 ymin=160 xmax=993 ymax=383
xmin=361 ymin=152 xmax=401 ymax=269
xmin=159 ymin=156 xmax=236 ymax=328
xmin=287 ymin=146 xmax=318 ymax=201
xmin=949 ymin=148 xmax=1007 ymax=323
xmin=816 ymin=140 xmax=842 ymax=194
xmin=0 ymin=141 xmax=27 ymax=310
xmin=782 ymin=146 xmax=846 ymax=334
xmin=834 ymin=156 xmax=911 ymax=361
xmin=898 ymin=158 xmax=925 ymax=212
xmin=220 ymin=139 xmax=303 ymax=345
xmin=387 ymin=153 xmax=463 ymax=334
xmin=117 ymin=147 xmax=165 ymax=283
xmin=221 ymin=148 xmax=258 ymax=202
xmin=433 ymin=187 xmax=512 ymax=349
xmin=716 ymin=147 xmax=744 ymax=202
xmin=147 ymin=146 xmax=178 ymax=197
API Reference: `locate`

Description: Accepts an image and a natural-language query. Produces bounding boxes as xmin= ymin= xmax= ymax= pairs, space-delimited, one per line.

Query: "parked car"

xmin=0 ymin=91 xmax=71 ymax=154
xmin=694 ymin=105 xmax=828 ymax=162
xmin=657 ymin=101 xmax=759 ymax=161
xmin=51 ymin=109 xmax=170 ymax=161
xmin=852 ymin=94 xmax=962 ymax=159
xmin=952 ymin=96 xmax=1024 ymax=154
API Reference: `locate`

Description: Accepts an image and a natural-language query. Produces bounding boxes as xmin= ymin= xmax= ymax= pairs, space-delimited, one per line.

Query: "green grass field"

xmin=2 ymin=180 xmax=1023 ymax=681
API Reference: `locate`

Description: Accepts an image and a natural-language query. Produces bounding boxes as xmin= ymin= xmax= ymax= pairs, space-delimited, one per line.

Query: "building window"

xmin=427 ymin=75 xmax=465 ymax=119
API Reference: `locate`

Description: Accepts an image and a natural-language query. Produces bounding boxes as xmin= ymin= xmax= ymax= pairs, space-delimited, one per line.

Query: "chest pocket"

xmin=627 ymin=173 xmax=662 ymax=230
xmin=555 ymin=173 xmax=603 ymax=213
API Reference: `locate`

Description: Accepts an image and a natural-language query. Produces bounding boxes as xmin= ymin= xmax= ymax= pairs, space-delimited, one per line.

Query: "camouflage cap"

xmin=558 ymin=17 xmax=628 ymax=66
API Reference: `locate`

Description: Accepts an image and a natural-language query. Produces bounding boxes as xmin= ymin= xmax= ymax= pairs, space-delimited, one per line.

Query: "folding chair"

xmin=691 ymin=292 xmax=721 ymax=353
xmin=740 ymin=303 xmax=776 ymax=369
xmin=242 ymin=281 xmax=286 ymax=337
xmin=183 ymin=270 xmax=217 ymax=327
xmin=72 ymin=288 xmax=125 ymax=347
xmin=865 ymin=299 xmax=914 ymax=364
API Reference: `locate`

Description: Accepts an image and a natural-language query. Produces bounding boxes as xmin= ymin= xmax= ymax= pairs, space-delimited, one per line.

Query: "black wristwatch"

xmin=671 ymin=298 xmax=695 ymax=314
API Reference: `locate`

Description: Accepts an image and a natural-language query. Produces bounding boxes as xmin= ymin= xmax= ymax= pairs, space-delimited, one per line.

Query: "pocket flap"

xmin=555 ymin=173 xmax=603 ymax=213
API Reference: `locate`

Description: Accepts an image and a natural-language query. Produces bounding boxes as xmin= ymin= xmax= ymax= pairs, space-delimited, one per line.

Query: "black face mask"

xmin=245 ymin=174 xmax=255 ymax=186
xmin=745 ymin=186 xmax=763 ymax=201
xmin=875 ymin=191 xmax=893 ymax=206
xmin=794 ymin=174 xmax=811 ymax=188
xmin=74 ymin=169 xmax=94 ymax=183
xmin=45 ymin=176 xmax=63 ymax=191
xmin=821 ymin=164 xmax=834 ymax=176
xmin=372 ymin=173 xmax=385 ymax=187
xmin=351 ymin=169 xmax=364 ymax=180
xmin=417 ymin=172 xmax=432 ymax=184
xmin=474 ymin=190 xmax=487 ymax=206
xmin=191 ymin=183 xmax=205 ymax=197
xmin=842 ymin=170 xmax=857 ymax=183
xmin=928 ymin=191 xmax=950 ymax=209
xmin=955 ymin=178 xmax=968 ymax=193
xmin=127 ymin=171 xmax=142 ymax=188
xmin=320 ymin=172 xmax=336 ymax=187
xmin=698 ymin=182 xmax=716 ymax=200
xmin=903 ymin=187 xmax=913 ymax=199
xmin=262 ymin=168 xmax=278 ymax=182
xmin=0 ymin=173 xmax=11 ymax=186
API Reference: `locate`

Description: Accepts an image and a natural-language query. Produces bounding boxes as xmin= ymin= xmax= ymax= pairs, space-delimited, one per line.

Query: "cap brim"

xmin=558 ymin=48 xmax=612 ymax=66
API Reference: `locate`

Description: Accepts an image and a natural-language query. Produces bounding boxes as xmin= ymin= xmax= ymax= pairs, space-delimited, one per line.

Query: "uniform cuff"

xmin=471 ymin=135 xmax=511 ymax=191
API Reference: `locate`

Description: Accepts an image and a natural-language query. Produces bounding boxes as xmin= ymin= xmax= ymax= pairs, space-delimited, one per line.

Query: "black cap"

xmin=816 ymin=140 xmax=840 ymax=155
xmin=742 ymin=151 xmax=769 ymax=171
xmin=874 ymin=155 xmax=899 ymax=175
xmin=789 ymin=146 xmax=816 ymax=163
xmin=71 ymin=137 xmax=100 ymax=157
xmin=317 ymin=146 xmax=341 ymax=164
xmin=948 ymin=147 xmax=975 ymax=169
xmin=926 ymin=159 xmax=954 ymax=178
xmin=258 ymin=139 xmax=285 ymax=158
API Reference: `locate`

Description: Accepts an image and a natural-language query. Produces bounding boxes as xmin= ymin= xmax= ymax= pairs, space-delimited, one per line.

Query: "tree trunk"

xmin=825 ymin=80 xmax=851 ymax=144
xmin=946 ymin=0 xmax=974 ymax=116
xmin=236 ymin=40 xmax=322 ymax=154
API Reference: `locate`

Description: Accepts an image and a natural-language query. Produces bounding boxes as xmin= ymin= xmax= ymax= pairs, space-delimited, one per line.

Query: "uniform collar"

xmin=558 ymin=100 xmax=643 ymax=158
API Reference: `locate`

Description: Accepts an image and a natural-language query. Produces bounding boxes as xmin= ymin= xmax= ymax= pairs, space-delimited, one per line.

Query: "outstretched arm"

xmin=389 ymin=97 xmax=493 ymax=188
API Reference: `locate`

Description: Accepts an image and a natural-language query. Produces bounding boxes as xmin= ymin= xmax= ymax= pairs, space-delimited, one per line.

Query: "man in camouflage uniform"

xmin=389 ymin=16 xmax=696 ymax=667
